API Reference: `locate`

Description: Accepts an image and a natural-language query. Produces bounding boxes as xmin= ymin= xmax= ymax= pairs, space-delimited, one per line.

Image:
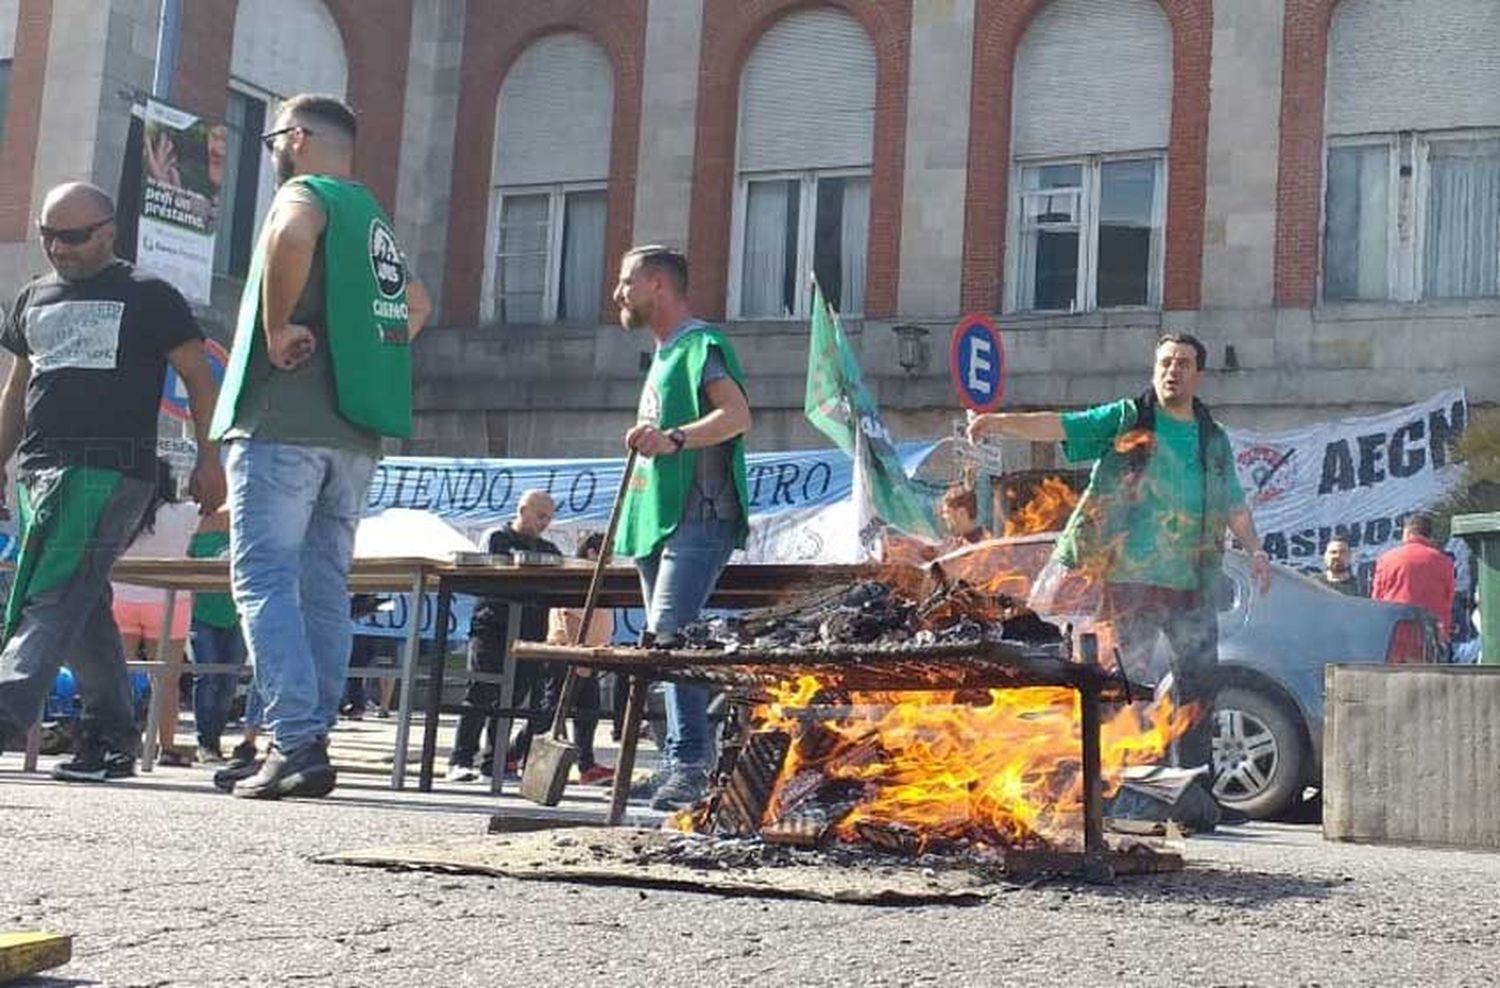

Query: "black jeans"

xmin=451 ymin=623 xmax=506 ymax=769
xmin=572 ymin=673 xmax=602 ymax=769
xmin=508 ymin=660 xmax=563 ymax=764
xmin=1104 ymin=582 xmax=1219 ymax=774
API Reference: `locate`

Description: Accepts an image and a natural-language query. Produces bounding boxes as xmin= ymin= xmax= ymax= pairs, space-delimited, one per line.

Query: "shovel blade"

xmin=519 ymin=736 xmax=578 ymax=806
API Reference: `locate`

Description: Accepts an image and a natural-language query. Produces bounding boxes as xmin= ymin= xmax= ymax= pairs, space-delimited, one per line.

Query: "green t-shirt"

xmin=220 ymin=184 xmax=382 ymax=456
xmin=187 ymin=530 xmax=239 ymax=629
xmin=1061 ymin=399 xmax=1245 ymax=590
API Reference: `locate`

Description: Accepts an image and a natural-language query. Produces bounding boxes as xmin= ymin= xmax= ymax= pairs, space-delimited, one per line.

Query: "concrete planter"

xmin=1324 ymin=664 xmax=1500 ymax=848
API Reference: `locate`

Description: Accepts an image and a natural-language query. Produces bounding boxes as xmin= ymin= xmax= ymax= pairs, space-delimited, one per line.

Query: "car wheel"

xmin=1211 ymin=686 xmax=1307 ymax=820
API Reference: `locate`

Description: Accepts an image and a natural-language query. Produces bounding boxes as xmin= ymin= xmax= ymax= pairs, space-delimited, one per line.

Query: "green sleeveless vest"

xmin=210 ymin=175 xmax=412 ymax=440
xmin=614 ymin=327 xmax=751 ymax=559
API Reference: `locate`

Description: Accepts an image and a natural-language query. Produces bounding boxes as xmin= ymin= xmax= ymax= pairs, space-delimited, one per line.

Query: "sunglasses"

xmin=38 ymin=217 xmax=113 ymax=246
xmin=260 ymin=125 xmax=315 ymax=151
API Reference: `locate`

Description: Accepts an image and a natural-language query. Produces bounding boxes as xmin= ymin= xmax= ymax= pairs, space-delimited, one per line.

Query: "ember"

xmin=670 ymin=577 xmax=1192 ymax=862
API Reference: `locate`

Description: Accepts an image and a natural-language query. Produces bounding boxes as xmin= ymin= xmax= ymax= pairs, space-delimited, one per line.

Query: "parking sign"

xmin=161 ymin=338 xmax=229 ymax=422
xmin=949 ymin=314 xmax=1005 ymax=413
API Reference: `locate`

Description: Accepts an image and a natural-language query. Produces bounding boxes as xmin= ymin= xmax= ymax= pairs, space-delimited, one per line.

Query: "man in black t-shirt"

xmin=0 ymin=182 xmax=225 ymax=782
xmin=447 ymin=490 xmax=561 ymax=781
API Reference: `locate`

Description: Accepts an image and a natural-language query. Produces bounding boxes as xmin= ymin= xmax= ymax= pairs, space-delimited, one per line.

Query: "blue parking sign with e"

xmin=949 ymin=314 xmax=1005 ymax=413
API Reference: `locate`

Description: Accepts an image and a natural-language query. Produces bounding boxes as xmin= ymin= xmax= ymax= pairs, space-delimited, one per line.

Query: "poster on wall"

xmin=135 ymin=99 xmax=225 ymax=305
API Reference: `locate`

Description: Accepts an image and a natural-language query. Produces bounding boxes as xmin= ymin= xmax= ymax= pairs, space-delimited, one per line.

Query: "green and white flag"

xmin=804 ymin=282 xmax=939 ymax=550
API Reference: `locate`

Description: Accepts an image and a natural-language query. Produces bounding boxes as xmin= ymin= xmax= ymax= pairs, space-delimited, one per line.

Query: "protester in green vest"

xmin=0 ymin=182 xmax=225 ymax=782
xmin=612 ymin=246 xmax=752 ymax=812
xmin=208 ymin=94 xmax=431 ymax=800
xmin=968 ymin=334 xmax=1270 ymax=824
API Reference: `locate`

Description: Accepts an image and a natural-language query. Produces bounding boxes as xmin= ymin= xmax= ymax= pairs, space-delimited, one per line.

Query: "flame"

xmin=750 ymin=679 xmax=1192 ymax=851
xmin=1002 ymin=475 xmax=1080 ymax=538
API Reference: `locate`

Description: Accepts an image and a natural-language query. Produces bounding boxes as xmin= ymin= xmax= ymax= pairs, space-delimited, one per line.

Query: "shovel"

xmin=520 ymin=448 xmax=639 ymax=806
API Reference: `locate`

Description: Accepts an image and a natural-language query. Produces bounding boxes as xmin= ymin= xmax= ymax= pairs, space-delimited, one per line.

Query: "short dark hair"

xmin=1157 ymin=333 xmax=1208 ymax=371
xmin=280 ymin=93 xmax=357 ymax=143
xmin=575 ymin=531 xmax=605 ymax=559
xmin=626 ymin=245 xmax=689 ymax=295
xmin=1404 ymin=512 xmax=1435 ymax=538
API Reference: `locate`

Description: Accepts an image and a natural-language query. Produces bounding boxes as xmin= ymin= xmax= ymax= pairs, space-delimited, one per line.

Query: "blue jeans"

xmin=226 ymin=440 xmax=376 ymax=753
xmin=636 ymin=514 xmax=738 ymax=766
xmin=189 ymin=620 xmax=247 ymax=748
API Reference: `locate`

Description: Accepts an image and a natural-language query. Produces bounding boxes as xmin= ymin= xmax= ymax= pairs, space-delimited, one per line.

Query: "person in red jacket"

xmin=1372 ymin=512 xmax=1455 ymax=646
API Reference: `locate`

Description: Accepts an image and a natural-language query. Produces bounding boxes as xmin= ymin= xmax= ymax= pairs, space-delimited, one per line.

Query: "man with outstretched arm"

xmin=969 ymin=334 xmax=1269 ymax=816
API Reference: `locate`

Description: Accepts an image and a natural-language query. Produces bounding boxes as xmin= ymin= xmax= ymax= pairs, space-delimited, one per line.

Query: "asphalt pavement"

xmin=4 ymin=717 xmax=1500 ymax=987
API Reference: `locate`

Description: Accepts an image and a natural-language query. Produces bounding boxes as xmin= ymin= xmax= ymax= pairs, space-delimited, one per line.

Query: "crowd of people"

xmin=0 ymin=87 xmax=1477 ymax=821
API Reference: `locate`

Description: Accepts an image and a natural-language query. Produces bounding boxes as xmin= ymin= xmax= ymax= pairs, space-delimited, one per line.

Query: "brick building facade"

xmin=0 ymin=0 xmax=1494 ymax=459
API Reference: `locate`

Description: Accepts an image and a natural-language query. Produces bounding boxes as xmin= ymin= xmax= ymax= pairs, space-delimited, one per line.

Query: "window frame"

xmin=216 ymin=79 xmax=282 ymax=278
xmin=482 ymin=181 xmax=608 ymax=326
xmin=1005 ymin=151 xmax=1168 ymax=315
xmin=1320 ymin=127 xmax=1500 ymax=304
xmin=727 ymin=166 xmax=872 ymax=320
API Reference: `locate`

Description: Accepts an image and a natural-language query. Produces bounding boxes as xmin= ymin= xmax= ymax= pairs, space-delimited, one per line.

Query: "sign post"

xmin=160 ymin=338 xmax=228 ymax=424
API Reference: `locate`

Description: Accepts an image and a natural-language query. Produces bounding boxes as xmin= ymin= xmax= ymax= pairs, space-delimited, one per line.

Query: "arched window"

xmin=217 ymin=0 xmax=348 ymax=276
xmin=1008 ymin=0 xmax=1171 ymax=313
xmin=486 ymin=32 xmax=613 ymax=326
xmin=1323 ymin=0 xmax=1500 ymax=302
xmin=730 ymin=8 xmax=875 ymax=318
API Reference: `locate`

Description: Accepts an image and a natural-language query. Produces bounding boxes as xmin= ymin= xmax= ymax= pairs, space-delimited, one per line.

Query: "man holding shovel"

xmin=610 ymin=246 xmax=752 ymax=811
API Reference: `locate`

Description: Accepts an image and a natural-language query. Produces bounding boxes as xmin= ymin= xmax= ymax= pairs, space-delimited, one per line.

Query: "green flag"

xmin=804 ymin=282 xmax=939 ymax=542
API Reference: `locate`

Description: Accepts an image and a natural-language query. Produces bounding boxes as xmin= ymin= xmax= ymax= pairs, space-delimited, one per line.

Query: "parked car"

xmin=934 ymin=536 xmax=1441 ymax=819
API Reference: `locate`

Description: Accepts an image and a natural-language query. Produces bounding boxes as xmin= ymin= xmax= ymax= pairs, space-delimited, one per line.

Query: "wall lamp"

xmin=892 ymin=323 xmax=930 ymax=375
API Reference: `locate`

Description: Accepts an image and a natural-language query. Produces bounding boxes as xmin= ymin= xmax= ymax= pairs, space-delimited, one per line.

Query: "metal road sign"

xmin=160 ymin=338 xmax=228 ymax=422
xmin=949 ymin=313 xmax=1005 ymax=413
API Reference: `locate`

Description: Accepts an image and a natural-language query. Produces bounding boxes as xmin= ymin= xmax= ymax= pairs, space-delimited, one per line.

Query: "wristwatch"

xmin=666 ymin=427 xmax=687 ymax=452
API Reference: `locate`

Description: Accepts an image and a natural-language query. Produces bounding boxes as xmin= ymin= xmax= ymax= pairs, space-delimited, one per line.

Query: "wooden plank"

xmin=0 ymin=931 xmax=71 ymax=983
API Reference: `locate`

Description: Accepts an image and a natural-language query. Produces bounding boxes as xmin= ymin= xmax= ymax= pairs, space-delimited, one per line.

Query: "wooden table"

xmin=412 ymin=561 xmax=864 ymax=795
xmin=81 ymin=556 xmax=442 ymax=785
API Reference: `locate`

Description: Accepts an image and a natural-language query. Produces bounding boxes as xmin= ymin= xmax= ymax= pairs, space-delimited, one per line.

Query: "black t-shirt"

xmin=471 ymin=523 xmax=562 ymax=640
xmin=1 ymin=261 xmax=202 ymax=480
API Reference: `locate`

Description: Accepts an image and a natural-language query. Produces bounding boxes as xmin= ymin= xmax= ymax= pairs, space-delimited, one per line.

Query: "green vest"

xmin=614 ymin=328 xmax=751 ymax=559
xmin=1052 ymin=396 xmax=1237 ymax=592
xmin=211 ymin=175 xmax=412 ymax=440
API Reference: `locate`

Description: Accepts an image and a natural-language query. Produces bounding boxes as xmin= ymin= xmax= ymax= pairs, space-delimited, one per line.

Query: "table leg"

xmin=488 ymin=605 xmax=521 ymax=796
xmin=390 ymin=568 xmax=426 ymax=790
xmin=607 ymin=676 xmax=648 ymax=826
xmin=418 ymin=582 xmax=453 ymax=792
xmin=23 ymin=721 xmax=40 ymax=772
xmin=140 ymin=589 xmax=178 ymax=773
xmin=1079 ymin=681 xmax=1113 ymax=882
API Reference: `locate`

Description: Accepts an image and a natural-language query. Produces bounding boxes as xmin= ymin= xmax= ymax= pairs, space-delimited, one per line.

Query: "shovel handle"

xmin=546 ymin=448 xmax=639 ymax=741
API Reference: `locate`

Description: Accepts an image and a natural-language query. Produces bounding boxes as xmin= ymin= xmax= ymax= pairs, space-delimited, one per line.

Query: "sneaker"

xmin=225 ymin=739 xmax=258 ymax=769
xmin=196 ymin=744 xmax=226 ymax=765
xmin=232 ymin=741 xmax=337 ymax=800
xmin=578 ymin=763 xmax=615 ymax=786
xmin=213 ymin=755 xmax=263 ymax=793
xmin=53 ymin=746 xmax=135 ymax=783
xmin=628 ymin=762 xmax=674 ymax=800
xmin=649 ymin=763 xmax=709 ymax=811
xmin=446 ymin=763 xmax=480 ymax=783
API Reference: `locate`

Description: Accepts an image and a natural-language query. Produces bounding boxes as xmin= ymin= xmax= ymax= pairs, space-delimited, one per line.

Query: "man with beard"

xmin=0 ymin=182 xmax=225 ymax=781
xmin=969 ymin=334 xmax=1269 ymax=818
xmin=611 ymin=246 xmax=752 ymax=811
xmin=210 ymin=94 xmax=431 ymax=799
xmin=1322 ymin=536 xmax=1363 ymax=596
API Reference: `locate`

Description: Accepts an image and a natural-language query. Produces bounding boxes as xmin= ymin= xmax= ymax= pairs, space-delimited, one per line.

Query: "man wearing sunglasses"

xmin=0 ymin=181 xmax=226 ymax=782
xmin=210 ymin=94 xmax=431 ymax=800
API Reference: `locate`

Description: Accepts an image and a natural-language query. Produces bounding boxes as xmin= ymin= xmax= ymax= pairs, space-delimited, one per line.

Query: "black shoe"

xmin=232 ymin=741 xmax=336 ymax=800
xmin=213 ymin=740 xmax=262 ymax=792
xmin=53 ymin=746 xmax=135 ymax=783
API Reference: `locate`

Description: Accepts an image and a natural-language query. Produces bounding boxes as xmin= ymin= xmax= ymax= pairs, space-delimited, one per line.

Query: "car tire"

xmin=1211 ymin=686 xmax=1307 ymax=820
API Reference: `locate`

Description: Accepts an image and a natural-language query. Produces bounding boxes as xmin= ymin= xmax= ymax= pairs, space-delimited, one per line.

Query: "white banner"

xmin=1228 ymin=388 xmax=1468 ymax=580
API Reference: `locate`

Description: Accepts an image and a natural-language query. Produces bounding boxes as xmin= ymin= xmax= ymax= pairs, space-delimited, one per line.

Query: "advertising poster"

xmin=136 ymin=99 xmax=225 ymax=304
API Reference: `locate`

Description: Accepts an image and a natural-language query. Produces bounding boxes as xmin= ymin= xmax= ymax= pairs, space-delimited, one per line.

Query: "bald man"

xmin=0 ymin=182 xmax=224 ymax=782
xmin=448 ymin=489 xmax=561 ymax=783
